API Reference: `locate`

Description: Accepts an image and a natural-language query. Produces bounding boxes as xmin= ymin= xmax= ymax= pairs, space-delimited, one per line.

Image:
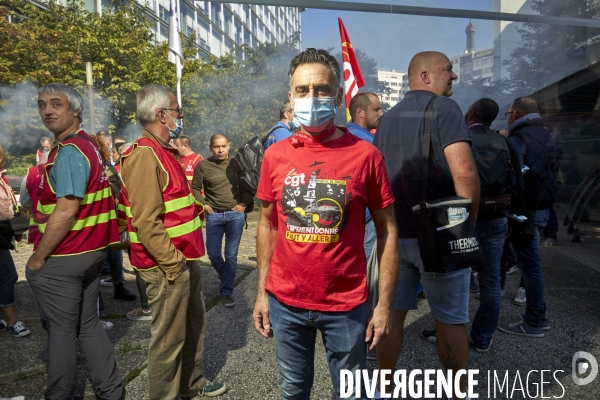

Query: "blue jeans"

xmin=470 ymin=218 xmax=508 ymax=348
xmin=513 ymin=209 xmax=548 ymax=328
xmin=268 ymin=295 xmax=368 ymax=400
xmin=364 ymin=219 xmax=376 ymax=260
xmin=205 ymin=210 xmax=245 ymax=296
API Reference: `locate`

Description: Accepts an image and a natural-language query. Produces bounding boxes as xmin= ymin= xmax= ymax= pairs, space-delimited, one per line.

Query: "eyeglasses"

xmin=162 ymin=107 xmax=183 ymax=114
xmin=504 ymin=111 xmax=513 ymax=118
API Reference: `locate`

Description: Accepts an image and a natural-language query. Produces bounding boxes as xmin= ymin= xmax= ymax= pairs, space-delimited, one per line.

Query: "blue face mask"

xmin=293 ymin=97 xmax=336 ymax=133
xmin=289 ymin=118 xmax=301 ymax=131
xmin=165 ymin=113 xmax=183 ymax=139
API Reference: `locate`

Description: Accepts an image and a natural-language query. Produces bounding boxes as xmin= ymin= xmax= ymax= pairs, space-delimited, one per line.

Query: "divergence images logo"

xmin=572 ymin=351 xmax=598 ymax=386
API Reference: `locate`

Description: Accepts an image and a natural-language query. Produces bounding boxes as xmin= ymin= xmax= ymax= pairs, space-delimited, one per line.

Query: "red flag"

xmin=338 ymin=17 xmax=365 ymax=122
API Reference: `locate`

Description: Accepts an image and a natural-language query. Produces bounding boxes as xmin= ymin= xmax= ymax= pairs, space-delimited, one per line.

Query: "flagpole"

xmin=176 ymin=0 xmax=182 ymax=107
xmin=176 ymin=58 xmax=182 ymax=107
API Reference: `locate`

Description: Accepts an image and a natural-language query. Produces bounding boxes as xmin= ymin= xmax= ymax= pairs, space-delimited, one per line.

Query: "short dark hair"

xmin=511 ymin=97 xmax=539 ymax=116
xmin=288 ymin=48 xmax=340 ymax=89
xmin=469 ymin=98 xmax=499 ymax=125
xmin=210 ymin=133 xmax=228 ymax=146
xmin=177 ymin=135 xmax=191 ymax=147
xmin=279 ymin=100 xmax=292 ymax=120
xmin=349 ymin=93 xmax=377 ymax=121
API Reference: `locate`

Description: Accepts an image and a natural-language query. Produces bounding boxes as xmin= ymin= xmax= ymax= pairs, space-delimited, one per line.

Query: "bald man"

xmin=191 ymin=134 xmax=253 ymax=308
xmin=374 ymin=51 xmax=480 ymax=400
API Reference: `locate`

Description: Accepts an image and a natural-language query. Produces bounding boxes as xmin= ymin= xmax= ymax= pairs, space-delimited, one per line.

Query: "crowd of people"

xmin=0 ymin=47 xmax=562 ymax=400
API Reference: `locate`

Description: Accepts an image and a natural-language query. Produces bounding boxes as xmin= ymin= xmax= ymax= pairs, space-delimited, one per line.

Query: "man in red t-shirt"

xmin=253 ymin=48 xmax=399 ymax=400
xmin=175 ymin=135 xmax=203 ymax=185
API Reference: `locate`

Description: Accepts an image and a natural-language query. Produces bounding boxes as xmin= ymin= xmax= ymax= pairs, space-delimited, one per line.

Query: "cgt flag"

xmin=338 ymin=17 xmax=365 ymax=122
xmin=168 ymin=0 xmax=183 ymax=79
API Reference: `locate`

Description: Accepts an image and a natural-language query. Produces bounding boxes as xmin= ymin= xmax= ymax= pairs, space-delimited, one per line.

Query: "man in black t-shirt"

xmin=374 ymin=51 xmax=480 ymax=399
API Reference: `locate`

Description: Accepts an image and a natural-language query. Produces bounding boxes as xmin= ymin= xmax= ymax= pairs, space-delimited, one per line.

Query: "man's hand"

xmin=204 ymin=204 xmax=214 ymax=215
xmin=505 ymin=226 xmax=513 ymax=239
xmin=253 ymin=294 xmax=273 ymax=338
xmin=364 ymin=304 xmax=391 ymax=350
xmin=231 ymin=203 xmax=246 ymax=213
xmin=26 ymin=253 xmax=46 ymax=272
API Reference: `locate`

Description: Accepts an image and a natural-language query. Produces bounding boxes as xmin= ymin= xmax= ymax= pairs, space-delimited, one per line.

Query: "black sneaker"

xmin=420 ymin=329 xmax=437 ymax=344
xmin=114 ymin=283 xmax=137 ymax=301
xmin=520 ymin=312 xmax=550 ymax=331
xmin=0 ymin=318 xmax=6 ymax=329
xmin=5 ymin=321 xmax=31 ymax=337
xmin=181 ymin=381 xmax=227 ymax=398
xmin=506 ymin=264 xmax=518 ymax=275
xmin=497 ymin=319 xmax=544 ymax=338
xmin=474 ymin=339 xmax=492 ymax=353
xmin=221 ymin=295 xmax=236 ymax=308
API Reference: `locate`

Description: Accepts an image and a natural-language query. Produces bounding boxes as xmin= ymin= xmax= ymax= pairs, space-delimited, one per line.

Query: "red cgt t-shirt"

xmin=257 ymin=128 xmax=394 ymax=312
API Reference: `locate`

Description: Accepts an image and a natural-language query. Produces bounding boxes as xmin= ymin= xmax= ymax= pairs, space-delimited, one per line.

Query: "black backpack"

xmin=231 ymin=136 xmax=266 ymax=213
xmin=470 ymin=129 xmax=516 ymax=215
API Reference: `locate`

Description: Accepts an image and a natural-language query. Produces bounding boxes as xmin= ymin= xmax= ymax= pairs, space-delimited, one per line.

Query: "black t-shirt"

xmin=373 ymin=90 xmax=471 ymax=238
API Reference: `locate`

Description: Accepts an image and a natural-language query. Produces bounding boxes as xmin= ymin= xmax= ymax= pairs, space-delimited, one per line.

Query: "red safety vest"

xmin=25 ymin=165 xmax=44 ymax=244
xmin=181 ymin=152 xmax=203 ymax=184
xmin=119 ymin=137 xmax=204 ymax=270
xmin=34 ymin=131 xmax=118 ymax=255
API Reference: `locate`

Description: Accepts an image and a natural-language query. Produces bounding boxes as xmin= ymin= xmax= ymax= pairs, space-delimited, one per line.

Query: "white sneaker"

xmin=513 ymin=287 xmax=526 ymax=306
xmin=100 ymin=277 xmax=113 ymax=287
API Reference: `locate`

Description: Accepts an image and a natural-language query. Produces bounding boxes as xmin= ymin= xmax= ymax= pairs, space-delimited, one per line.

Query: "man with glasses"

xmin=120 ymin=84 xmax=226 ymax=399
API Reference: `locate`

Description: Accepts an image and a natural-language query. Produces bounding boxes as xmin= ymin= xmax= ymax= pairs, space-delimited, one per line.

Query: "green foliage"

xmin=182 ymin=40 xmax=301 ymax=150
xmin=0 ymin=0 xmax=302 ymax=154
xmin=4 ymin=152 xmax=35 ymax=176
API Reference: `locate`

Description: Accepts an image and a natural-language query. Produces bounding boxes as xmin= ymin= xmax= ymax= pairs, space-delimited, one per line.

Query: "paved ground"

xmin=1 ymin=207 xmax=600 ymax=399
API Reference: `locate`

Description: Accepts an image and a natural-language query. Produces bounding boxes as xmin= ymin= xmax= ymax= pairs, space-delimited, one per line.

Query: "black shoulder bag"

xmin=411 ymin=98 xmax=485 ymax=273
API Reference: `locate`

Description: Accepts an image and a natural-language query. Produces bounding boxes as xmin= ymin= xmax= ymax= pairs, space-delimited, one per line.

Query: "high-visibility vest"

xmin=119 ymin=137 xmax=204 ymax=270
xmin=34 ymin=131 xmax=118 ymax=256
xmin=181 ymin=152 xmax=203 ymax=184
xmin=25 ymin=164 xmax=44 ymax=244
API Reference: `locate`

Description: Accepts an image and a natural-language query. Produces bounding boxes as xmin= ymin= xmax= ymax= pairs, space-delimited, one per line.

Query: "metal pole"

xmin=85 ymin=62 xmax=96 ymax=135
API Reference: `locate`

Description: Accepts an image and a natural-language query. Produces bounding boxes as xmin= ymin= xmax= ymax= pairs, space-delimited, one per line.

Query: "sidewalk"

xmin=1 ymin=210 xmax=600 ymax=399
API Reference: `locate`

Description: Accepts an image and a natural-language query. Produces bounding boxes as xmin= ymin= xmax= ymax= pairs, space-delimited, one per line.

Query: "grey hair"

xmin=136 ymin=84 xmax=174 ymax=126
xmin=38 ymin=83 xmax=84 ymax=119
xmin=288 ymin=48 xmax=341 ymax=89
xmin=118 ymin=142 xmax=133 ymax=156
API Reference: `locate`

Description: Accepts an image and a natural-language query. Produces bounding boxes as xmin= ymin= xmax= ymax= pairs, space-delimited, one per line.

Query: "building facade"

xmin=377 ymin=69 xmax=408 ymax=107
xmin=70 ymin=0 xmax=302 ymax=60
xmin=449 ymin=19 xmax=494 ymax=85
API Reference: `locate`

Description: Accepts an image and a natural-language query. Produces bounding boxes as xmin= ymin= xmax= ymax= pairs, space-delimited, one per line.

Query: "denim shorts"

xmin=394 ymin=238 xmax=470 ymax=324
xmin=0 ymin=248 xmax=18 ymax=307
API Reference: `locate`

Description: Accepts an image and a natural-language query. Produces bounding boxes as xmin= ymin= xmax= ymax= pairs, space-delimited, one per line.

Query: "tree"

xmin=182 ymin=39 xmax=300 ymax=150
xmin=505 ymin=0 xmax=600 ymax=95
xmin=0 ymin=0 xmax=203 ymax=151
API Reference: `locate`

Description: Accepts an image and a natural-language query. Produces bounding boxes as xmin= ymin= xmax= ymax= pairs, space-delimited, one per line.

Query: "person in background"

xmin=192 ymin=133 xmax=251 ymax=308
xmin=263 ymin=100 xmax=296 ymax=149
xmin=36 ymin=136 xmax=52 ymax=165
xmin=175 ymin=135 xmax=203 ymax=185
xmin=0 ymin=144 xmax=31 ymax=338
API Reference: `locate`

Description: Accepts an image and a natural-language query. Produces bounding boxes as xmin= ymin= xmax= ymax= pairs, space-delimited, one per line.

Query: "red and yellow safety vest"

xmin=25 ymin=164 xmax=44 ymax=244
xmin=119 ymin=137 xmax=204 ymax=270
xmin=180 ymin=152 xmax=203 ymax=184
xmin=34 ymin=131 xmax=118 ymax=255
